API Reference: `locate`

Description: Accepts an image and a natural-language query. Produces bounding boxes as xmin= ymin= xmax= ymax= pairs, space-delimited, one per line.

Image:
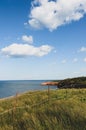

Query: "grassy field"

xmin=0 ymin=89 xmax=86 ymax=130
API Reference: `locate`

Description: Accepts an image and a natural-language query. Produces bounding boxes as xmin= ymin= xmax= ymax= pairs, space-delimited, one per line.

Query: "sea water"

xmin=0 ymin=80 xmax=57 ymax=98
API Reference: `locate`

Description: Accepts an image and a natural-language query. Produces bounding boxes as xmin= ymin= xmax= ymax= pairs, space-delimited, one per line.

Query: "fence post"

xmin=48 ymin=86 xmax=50 ymax=102
xmin=12 ymin=108 xmax=15 ymax=130
xmin=12 ymin=93 xmax=18 ymax=130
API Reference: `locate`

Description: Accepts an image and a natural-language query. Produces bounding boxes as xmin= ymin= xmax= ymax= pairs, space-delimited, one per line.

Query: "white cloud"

xmin=22 ymin=35 xmax=33 ymax=44
xmin=1 ymin=43 xmax=53 ymax=57
xmin=62 ymin=59 xmax=67 ymax=64
xmin=73 ymin=58 xmax=78 ymax=62
xmin=24 ymin=22 xmax=28 ymax=26
xmin=29 ymin=0 xmax=86 ymax=31
xmin=79 ymin=46 xmax=86 ymax=52
xmin=84 ymin=58 xmax=86 ymax=62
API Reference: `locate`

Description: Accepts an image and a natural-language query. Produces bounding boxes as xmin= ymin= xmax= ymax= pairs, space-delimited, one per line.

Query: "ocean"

xmin=0 ymin=80 xmax=57 ymax=98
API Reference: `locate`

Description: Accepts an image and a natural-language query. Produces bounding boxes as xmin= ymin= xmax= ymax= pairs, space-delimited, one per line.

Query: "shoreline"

xmin=0 ymin=89 xmax=46 ymax=101
xmin=0 ymin=95 xmax=14 ymax=101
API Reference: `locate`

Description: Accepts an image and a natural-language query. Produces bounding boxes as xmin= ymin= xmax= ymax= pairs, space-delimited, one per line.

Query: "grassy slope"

xmin=0 ymin=89 xmax=86 ymax=130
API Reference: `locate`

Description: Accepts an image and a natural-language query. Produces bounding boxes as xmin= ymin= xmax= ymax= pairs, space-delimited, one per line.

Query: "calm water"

xmin=0 ymin=80 xmax=57 ymax=98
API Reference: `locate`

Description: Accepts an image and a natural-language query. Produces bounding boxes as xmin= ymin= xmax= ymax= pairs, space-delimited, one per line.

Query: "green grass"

xmin=0 ymin=89 xmax=86 ymax=130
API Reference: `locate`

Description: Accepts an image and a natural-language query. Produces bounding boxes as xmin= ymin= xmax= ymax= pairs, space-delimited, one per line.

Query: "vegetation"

xmin=0 ymin=88 xmax=86 ymax=130
xmin=58 ymin=77 xmax=86 ymax=88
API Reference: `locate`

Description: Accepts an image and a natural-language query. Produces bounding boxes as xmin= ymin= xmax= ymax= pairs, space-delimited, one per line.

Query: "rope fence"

xmin=0 ymin=91 xmax=62 ymax=129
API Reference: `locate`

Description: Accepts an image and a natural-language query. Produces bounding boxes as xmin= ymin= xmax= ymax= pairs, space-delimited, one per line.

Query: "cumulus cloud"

xmin=22 ymin=35 xmax=33 ymax=44
xmin=79 ymin=46 xmax=86 ymax=52
xmin=84 ymin=58 xmax=86 ymax=62
xmin=29 ymin=0 xmax=86 ymax=31
xmin=24 ymin=22 xmax=28 ymax=26
xmin=73 ymin=58 xmax=78 ymax=62
xmin=1 ymin=43 xmax=53 ymax=57
xmin=61 ymin=59 xmax=67 ymax=64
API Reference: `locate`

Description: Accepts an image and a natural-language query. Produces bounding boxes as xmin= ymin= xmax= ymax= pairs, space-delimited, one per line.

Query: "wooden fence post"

xmin=48 ymin=86 xmax=50 ymax=102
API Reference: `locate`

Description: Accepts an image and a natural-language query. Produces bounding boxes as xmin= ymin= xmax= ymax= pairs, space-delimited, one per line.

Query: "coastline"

xmin=0 ymin=89 xmax=45 ymax=101
xmin=0 ymin=95 xmax=14 ymax=101
xmin=0 ymin=80 xmax=49 ymax=99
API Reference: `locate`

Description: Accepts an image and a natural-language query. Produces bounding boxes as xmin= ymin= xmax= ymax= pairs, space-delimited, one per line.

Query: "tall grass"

xmin=0 ymin=89 xmax=86 ymax=130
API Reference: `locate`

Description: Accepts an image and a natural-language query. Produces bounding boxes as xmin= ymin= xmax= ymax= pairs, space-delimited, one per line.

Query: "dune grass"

xmin=0 ymin=89 xmax=86 ymax=130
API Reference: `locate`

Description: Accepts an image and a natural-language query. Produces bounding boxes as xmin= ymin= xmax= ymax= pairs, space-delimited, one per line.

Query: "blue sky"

xmin=0 ymin=0 xmax=86 ymax=80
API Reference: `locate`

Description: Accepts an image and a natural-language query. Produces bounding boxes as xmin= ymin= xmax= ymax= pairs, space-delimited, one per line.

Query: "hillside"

xmin=0 ymin=89 xmax=86 ymax=130
xmin=58 ymin=77 xmax=86 ymax=88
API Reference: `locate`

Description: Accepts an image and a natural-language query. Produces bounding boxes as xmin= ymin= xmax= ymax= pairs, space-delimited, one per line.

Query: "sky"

xmin=0 ymin=0 xmax=86 ymax=80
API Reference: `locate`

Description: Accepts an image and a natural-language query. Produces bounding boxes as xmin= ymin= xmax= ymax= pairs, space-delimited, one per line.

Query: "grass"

xmin=0 ymin=89 xmax=86 ymax=130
